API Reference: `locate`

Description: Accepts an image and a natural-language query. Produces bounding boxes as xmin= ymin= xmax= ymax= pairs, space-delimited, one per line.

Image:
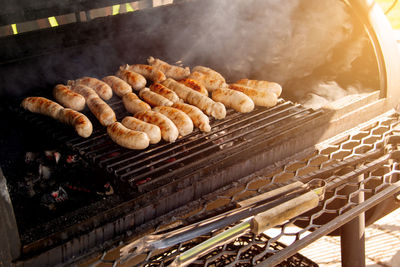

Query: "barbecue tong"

xmin=120 ymin=179 xmax=326 ymax=264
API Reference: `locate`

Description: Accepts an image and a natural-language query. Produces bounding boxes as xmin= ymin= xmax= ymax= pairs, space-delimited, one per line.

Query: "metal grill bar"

xmin=20 ymin=97 xmax=324 ymax=191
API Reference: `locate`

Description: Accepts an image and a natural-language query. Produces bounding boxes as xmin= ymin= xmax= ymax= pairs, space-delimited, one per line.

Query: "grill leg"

xmin=340 ymin=173 xmax=366 ymax=267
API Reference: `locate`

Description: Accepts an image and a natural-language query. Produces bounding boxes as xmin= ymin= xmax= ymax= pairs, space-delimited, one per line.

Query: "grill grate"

xmin=20 ymin=97 xmax=324 ymax=191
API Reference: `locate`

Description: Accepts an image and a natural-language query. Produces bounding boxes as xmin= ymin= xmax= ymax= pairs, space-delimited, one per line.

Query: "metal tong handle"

xmin=120 ymin=180 xmax=320 ymax=262
xmin=170 ymin=180 xmax=325 ymax=266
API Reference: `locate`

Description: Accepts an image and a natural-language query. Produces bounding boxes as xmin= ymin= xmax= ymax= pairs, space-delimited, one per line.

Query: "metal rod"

xmin=340 ymin=170 xmax=366 ymax=267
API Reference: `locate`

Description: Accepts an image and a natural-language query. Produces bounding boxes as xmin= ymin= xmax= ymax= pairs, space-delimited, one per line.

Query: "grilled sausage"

xmin=86 ymin=96 xmax=116 ymax=126
xmin=229 ymin=84 xmax=278 ymax=107
xmin=122 ymin=116 xmax=161 ymax=144
xmin=107 ymin=122 xmax=149 ymax=150
xmin=149 ymin=83 xmax=180 ymax=103
xmin=116 ymin=68 xmax=147 ymax=91
xmin=179 ymin=78 xmax=208 ymax=96
xmin=122 ymin=92 xmax=151 ymax=115
xmin=21 ymin=97 xmax=92 ymax=138
xmin=192 ymin=66 xmax=226 ymax=83
xmin=21 ymin=96 xmax=64 ymax=119
xmin=135 ymin=110 xmax=179 ymax=142
xmin=172 ymin=102 xmax=211 ymax=132
xmin=188 ymin=71 xmax=227 ymax=92
xmin=53 ymin=84 xmax=85 ymax=111
xmin=236 ymin=79 xmax=282 ymax=97
xmin=212 ymin=87 xmax=254 ymax=113
xmin=139 ymin=88 xmax=173 ymax=107
xmin=58 ymin=108 xmax=93 ymax=137
xmin=69 ymin=83 xmax=98 ymax=100
xmin=162 ymin=78 xmax=226 ymax=119
xmin=102 ymin=75 xmax=132 ymax=97
xmin=153 ymin=106 xmax=193 ymax=136
xmin=122 ymin=64 xmax=166 ymax=83
xmin=74 ymin=77 xmax=113 ymax=100
xmin=147 ymin=57 xmax=190 ymax=80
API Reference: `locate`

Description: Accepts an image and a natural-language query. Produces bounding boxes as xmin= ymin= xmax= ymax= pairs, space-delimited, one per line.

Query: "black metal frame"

xmin=0 ymin=168 xmax=21 ymax=265
xmin=0 ymin=0 xmax=399 ymax=265
xmin=0 ymin=0 xmax=159 ymax=26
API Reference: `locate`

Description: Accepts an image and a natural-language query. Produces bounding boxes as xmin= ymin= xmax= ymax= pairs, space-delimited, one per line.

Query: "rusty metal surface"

xmin=78 ymin=112 xmax=400 ymax=266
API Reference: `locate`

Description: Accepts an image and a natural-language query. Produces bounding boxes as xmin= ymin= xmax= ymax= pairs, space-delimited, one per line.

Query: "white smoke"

xmin=301 ymin=81 xmax=365 ymax=109
xmin=163 ymin=0 xmax=376 ymax=109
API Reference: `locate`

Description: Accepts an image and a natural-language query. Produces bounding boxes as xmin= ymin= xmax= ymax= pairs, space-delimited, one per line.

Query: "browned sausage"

xmin=153 ymin=106 xmax=193 ymax=136
xmin=122 ymin=92 xmax=151 ymax=115
xmin=172 ymin=102 xmax=211 ymax=132
xmin=236 ymin=79 xmax=282 ymax=97
xmin=149 ymin=83 xmax=180 ymax=103
xmin=147 ymin=57 xmax=190 ymax=80
xmin=123 ymin=64 xmax=166 ymax=83
xmin=192 ymin=66 xmax=226 ymax=83
xmin=135 ymin=110 xmax=179 ymax=142
xmin=102 ymin=75 xmax=132 ymax=97
xmin=139 ymin=88 xmax=173 ymax=107
xmin=188 ymin=71 xmax=226 ymax=92
xmin=229 ymin=84 xmax=278 ymax=107
xmin=107 ymin=122 xmax=149 ymax=150
xmin=212 ymin=87 xmax=254 ymax=113
xmin=116 ymin=68 xmax=147 ymax=91
xmin=58 ymin=108 xmax=93 ymax=138
xmin=179 ymin=78 xmax=208 ymax=96
xmin=21 ymin=97 xmax=92 ymax=138
xmin=53 ymin=84 xmax=85 ymax=111
xmin=86 ymin=97 xmax=116 ymax=126
xmin=162 ymin=78 xmax=226 ymax=119
xmin=74 ymin=77 xmax=113 ymax=100
xmin=121 ymin=116 xmax=161 ymax=144
xmin=21 ymin=96 xmax=64 ymax=119
xmin=69 ymin=83 xmax=98 ymax=100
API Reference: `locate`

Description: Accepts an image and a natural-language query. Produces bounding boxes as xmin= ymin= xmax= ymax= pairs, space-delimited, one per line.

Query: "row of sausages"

xmin=21 ymin=57 xmax=282 ymax=150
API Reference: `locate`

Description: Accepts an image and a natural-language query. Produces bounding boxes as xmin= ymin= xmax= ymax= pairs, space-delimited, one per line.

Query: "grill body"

xmin=0 ymin=0 xmax=399 ymax=265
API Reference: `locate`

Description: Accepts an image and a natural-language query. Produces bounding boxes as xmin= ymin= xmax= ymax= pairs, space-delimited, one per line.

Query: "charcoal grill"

xmin=1 ymin=0 xmax=400 ymax=266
